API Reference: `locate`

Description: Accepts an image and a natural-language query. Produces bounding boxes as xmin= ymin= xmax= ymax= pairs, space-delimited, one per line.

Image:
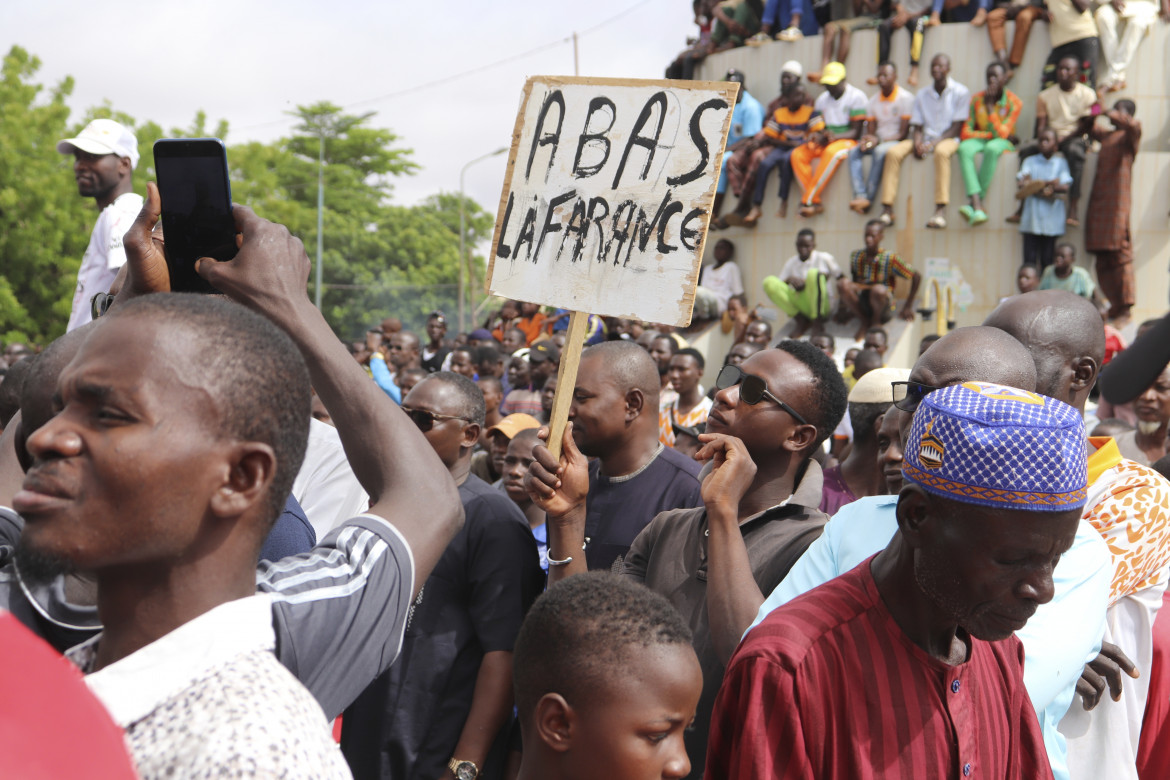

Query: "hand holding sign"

xmin=487 ymin=76 xmax=736 ymax=457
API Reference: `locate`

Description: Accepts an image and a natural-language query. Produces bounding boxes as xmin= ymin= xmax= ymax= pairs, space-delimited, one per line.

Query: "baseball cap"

xmin=780 ymin=60 xmax=803 ymax=78
xmin=529 ymin=342 xmax=560 ymax=363
xmin=724 ymin=68 xmax=746 ymax=84
xmin=468 ymin=328 xmax=495 ymax=341
xmin=819 ymin=62 xmax=847 ymax=86
xmin=487 ymin=413 xmax=542 ymax=440
xmin=57 ymin=119 xmax=140 ymax=169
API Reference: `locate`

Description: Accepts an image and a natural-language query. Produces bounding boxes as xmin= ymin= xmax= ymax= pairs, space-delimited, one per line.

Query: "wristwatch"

xmin=448 ymin=758 xmax=479 ymax=780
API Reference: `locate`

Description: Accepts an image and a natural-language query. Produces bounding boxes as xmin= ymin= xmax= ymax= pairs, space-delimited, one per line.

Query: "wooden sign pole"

xmin=547 ymin=310 xmax=590 ymax=459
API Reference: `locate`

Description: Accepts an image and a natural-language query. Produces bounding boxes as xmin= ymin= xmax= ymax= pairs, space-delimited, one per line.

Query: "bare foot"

xmin=776 ymin=201 xmax=788 ymax=219
xmin=866 ymin=76 xmax=879 ymax=85
xmin=799 ymin=204 xmax=825 ymax=218
xmin=971 ymin=7 xmax=987 ymax=25
xmin=908 ymin=67 xmax=919 ymax=88
xmin=853 ymin=324 xmax=869 ymax=341
xmin=1108 ymin=79 xmax=1126 ymax=93
xmin=807 ymin=72 xmax=822 ymax=84
xmin=849 ymin=197 xmax=871 ymax=214
xmin=809 ymin=320 xmax=827 ymax=338
xmin=789 ymin=317 xmax=811 ymax=338
xmin=743 ymin=205 xmax=763 ymax=225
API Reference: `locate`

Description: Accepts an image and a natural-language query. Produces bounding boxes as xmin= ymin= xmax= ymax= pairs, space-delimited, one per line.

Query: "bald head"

xmin=913 ymin=326 xmax=1037 ymax=392
xmin=582 ymin=341 xmax=661 ymax=400
xmin=984 ymin=290 xmax=1105 ymax=409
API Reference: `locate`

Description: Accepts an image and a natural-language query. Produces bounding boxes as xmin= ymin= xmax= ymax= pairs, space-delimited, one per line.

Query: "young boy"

xmin=1017 ymin=128 xmax=1072 ymax=270
xmin=763 ymin=228 xmax=843 ymax=337
xmin=1040 ymin=243 xmax=1106 ymax=312
xmin=512 ymin=573 xmax=702 ymax=780
xmin=1017 ymin=263 xmax=1040 ymax=294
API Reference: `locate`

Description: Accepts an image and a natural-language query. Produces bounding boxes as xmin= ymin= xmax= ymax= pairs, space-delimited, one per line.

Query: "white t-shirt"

xmin=814 ymin=83 xmax=868 ymax=134
xmin=867 ymin=85 xmax=916 ymax=142
xmin=700 ymin=261 xmax=745 ymax=312
xmin=780 ymin=250 xmax=843 ymax=307
xmin=293 ymin=418 xmax=370 ymax=542
xmin=68 ymin=191 xmax=144 ymax=331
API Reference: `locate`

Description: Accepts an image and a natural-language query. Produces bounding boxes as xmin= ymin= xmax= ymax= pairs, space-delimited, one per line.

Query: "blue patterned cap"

xmin=902 ymin=382 xmax=1088 ymax=511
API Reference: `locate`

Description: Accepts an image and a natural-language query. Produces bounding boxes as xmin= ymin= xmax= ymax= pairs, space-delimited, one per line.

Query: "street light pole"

xmin=458 ymin=147 xmax=508 ymax=333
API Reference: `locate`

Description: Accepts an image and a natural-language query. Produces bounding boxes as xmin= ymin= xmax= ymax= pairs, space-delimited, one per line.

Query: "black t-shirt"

xmin=584 ymin=446 xmax=703 ymax=571
xmin=341 ymin=475 xmax=543 ymax=780
xmin=420 ymin=347 xmax=450 ymax=374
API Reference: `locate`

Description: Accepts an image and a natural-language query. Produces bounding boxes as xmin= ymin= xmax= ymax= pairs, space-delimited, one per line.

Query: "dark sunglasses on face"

xmin=714 ymin=365 xmax=810 ymax=426
xmin=891 ymin=380 xmax=943 ymax=413
xmin=400 ymin=406 xmax=470 ymax=432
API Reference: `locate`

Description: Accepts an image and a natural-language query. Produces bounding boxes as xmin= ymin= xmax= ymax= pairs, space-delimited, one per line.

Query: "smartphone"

xmin=153 ymin=138 xmax=237 ymax=293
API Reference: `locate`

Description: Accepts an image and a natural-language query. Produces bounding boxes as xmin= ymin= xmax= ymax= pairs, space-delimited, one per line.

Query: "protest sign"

xmin=487 ymin=75 xmax=737 ymax=327
xmin=486 ymin=76 xmax=736 ymax=455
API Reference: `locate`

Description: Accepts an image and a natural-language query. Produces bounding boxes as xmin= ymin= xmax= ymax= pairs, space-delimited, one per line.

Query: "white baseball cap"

xmin=781 ymin=60 xmax=803 ymax=78
xmin=57 ymin=119 xmax=140 ymax=169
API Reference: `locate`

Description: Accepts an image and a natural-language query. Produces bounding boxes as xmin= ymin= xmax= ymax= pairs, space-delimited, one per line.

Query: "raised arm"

xmin=196 ymin=205 xmax=462 ymax=594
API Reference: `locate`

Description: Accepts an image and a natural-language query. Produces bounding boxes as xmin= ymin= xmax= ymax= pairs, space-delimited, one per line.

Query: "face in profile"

xmin=15 ymin=315 xmax=228 ymax=582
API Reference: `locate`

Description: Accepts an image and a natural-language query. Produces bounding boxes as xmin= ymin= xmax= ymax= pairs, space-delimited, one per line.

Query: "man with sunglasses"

xmin=342 ymin=372 xmax=544 ymax=780
xmin=530 ymin=341 xmax=846 ymax=779
xmin=746 ymin=325 xmax=1115 ymax=780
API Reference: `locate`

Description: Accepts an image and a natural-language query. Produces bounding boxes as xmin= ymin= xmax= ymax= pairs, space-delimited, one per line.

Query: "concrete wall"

xmin=696 ymin=21 xmax=1170 ymax=336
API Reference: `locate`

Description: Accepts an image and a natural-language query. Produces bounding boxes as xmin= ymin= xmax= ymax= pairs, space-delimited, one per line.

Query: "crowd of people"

xmin=671 ymin=0 xmax=1167 ymax=327
xmin=1 ymin=85 xmax=1169 ymax=780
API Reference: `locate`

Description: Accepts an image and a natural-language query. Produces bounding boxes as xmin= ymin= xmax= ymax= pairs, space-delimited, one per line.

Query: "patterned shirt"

xmin=962 ymin=90 xmax=1023 ymax=141
xmin=659 ymin=394 xmax=713 ymax=447
xmin=849 ymin=248 xmax=915 ymax=286
xmin=709 ymin=558 xmax=1055 ymax=779
xmin=71 ymin=594 xmax=352 ymax=779
xmin=763 ymin=103 xmax=820 ymax=147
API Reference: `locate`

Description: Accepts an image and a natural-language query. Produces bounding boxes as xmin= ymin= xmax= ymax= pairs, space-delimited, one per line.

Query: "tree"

xmin=0 ymin=46 xmax=89 ymax=343
xmin=0 ymin=51 xmax=496 ymax=344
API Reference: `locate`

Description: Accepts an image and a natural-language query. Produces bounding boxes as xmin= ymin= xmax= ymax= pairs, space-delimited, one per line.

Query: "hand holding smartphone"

xmin=153 ymin=138 xmax=237 ymax=293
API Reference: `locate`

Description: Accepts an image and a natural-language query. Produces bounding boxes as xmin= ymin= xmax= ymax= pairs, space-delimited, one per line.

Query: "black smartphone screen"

xmin=154 ymin=138 xmax=236 ymax=293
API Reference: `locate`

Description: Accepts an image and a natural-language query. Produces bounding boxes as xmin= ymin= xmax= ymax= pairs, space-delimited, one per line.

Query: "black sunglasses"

xmin=891 ymin=380 xmax=943 ymax=413
xmin=400 ymin=406 xmax=471 ymax=432
xmin=715 ymin=365 xmax=809 ymax=425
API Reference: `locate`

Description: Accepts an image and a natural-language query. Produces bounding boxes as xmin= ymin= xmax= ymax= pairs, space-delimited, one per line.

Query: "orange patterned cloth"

xmin=1084 ymin=437 xmax=1170 ymax=605
xmin=658 ymin=395 xmax=712 ymax=448
xmin=961 ymin=90 xmax=1023 ymax=141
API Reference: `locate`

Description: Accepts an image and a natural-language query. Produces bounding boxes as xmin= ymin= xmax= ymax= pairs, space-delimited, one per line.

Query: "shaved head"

xmin=984 ymin=290 xmax=1105 ymax=408
xmin=582 ymin=341 xmax=661 ymax=401
xmin=913 ymin=326 xmax=1038 ymax=392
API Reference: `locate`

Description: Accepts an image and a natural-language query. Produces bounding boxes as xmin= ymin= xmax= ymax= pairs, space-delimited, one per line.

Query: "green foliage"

xmin=0 ymin=49 xmax=495 ymax=346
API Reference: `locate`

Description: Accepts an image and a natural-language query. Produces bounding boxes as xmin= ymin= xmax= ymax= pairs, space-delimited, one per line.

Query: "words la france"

xmin=488 ymin=77 xmax=736 ymax=325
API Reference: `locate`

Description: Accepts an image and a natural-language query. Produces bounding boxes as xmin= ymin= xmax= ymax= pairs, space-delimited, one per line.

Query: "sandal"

xmin=878 ymin=212 xmax=894 ymax=227
xmin=970 ymin=209 xmax=988 ymax=226
xmin=925 ymin=214 xmax=947 ymax=229
xmin=958 ymin=205 xmax=975 ymax=224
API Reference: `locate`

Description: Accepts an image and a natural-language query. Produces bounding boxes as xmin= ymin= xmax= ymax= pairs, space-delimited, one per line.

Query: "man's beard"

xmin=14 ymin=544 xmax=75 ymax=588
xmin=1138 ymin=421 xmax=1164 ymax=436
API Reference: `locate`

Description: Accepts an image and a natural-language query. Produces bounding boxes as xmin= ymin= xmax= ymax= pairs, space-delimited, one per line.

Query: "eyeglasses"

xmin=891 ymin=380 xmax=943 ymax=413
xmin=715 ymin=365 xmax=809 ymax=425
xmin=400 ymin=406 xmax=471 ymax=432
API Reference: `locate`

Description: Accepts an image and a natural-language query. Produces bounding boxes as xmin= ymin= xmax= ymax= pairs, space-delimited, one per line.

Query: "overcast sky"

xmin=3 ymin=0 xmax=695 ymax=218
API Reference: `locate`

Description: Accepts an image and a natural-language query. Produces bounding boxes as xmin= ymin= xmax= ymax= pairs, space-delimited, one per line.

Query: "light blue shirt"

xmin=1018 ymin=155 xmax=1074 ymax=237
xmin=369 ymin=353 xmax=402 ymax=404
xmin=729 ymin=90 xmax=765 ymax=147
xmin=749 ymin=495 xmax=1112 ymax=780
